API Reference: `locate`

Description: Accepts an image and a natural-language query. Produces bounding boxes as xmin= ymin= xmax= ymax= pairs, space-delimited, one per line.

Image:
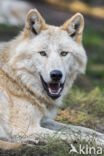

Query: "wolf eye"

xmin=60 ymin=51 xmax=68 ymax=56
xmin=39 ymin=51 xmax=47 ymax=56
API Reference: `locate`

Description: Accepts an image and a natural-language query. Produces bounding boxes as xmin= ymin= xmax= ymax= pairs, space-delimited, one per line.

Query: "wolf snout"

xmin=50 ymin=70 xmax=63 ymax=81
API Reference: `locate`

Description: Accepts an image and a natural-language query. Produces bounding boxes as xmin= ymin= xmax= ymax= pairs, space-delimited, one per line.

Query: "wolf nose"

xmin=50 ymin=70 xmax=62 ymax=81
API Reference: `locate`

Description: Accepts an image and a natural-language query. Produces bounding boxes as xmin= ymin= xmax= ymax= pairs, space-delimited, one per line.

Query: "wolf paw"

xmin=21 ymin=138 xmax=39 ymax=145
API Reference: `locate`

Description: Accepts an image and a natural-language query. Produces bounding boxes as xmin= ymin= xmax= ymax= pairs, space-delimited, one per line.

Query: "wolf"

xmin=0 ymin=9 xmax=87 ymax=149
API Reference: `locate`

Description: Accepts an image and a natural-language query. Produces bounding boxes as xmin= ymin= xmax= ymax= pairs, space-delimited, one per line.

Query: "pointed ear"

xmin=24 ymin=9 xmax=48 ymax=36
xmin=61 ymin=13 xmax=84 ymax=43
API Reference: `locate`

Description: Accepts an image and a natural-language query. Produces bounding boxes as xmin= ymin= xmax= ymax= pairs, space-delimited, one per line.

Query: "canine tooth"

xmin=49 ymin=88 xmax=52 ymax=94
xmin=58 ymin=88 xmax=61 ymax=94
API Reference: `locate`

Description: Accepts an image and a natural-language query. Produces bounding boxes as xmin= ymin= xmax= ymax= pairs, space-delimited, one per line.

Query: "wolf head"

xmin=10 ymin=9 xmax=87 ymax=100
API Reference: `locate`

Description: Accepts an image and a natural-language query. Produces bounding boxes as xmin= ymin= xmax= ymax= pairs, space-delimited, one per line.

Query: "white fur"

xmin=10 ymin=27 xmax=87 ymax=90
xmin=0 ymin=87 xmax=11 ymax=138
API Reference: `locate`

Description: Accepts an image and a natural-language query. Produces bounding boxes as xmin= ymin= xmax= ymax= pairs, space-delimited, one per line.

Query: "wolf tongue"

xmin=48 ymin=83 xmax=60 ymax=93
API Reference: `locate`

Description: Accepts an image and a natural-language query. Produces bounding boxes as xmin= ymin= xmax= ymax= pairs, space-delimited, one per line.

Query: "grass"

xmin=83 ymin=25 xmax=104 ymax=67
xmin=0 ymin=24 xmax=22 ymax=41
xmin=0 ymin=24 xmax=22 ymax=31
xmin=83 ymin=26 xmax=104 ymax=50
xmin=83 ymin=25 xmax=104 ymax=81
xmin=56 ymin=87 xmax=104 ymax=131
xmin=0 ymin=137 xmax=103 ymax=156
xmin=12 ymin=140 xmax=104 ymax=156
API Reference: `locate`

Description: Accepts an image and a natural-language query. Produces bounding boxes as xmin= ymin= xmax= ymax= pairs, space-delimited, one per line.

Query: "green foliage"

xmin=83 ymin=25 xmax=104 ymax=86
xmin=83 ymin=25 xmax=104 ymax=64
xmin=0 ymin=24 xmax=22 ymax=41
xmin=0 ymin=24 xmax=22 ymax=33
xmin=83 ymin=26 xmax=104 ymax=50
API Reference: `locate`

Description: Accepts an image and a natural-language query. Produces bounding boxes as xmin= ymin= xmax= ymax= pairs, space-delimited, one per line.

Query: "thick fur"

xmin=0 ymin=9 xmax=87 ymax=149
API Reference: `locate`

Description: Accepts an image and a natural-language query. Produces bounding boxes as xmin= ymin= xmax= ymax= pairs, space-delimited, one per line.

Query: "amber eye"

xmin=60 ymin=51 xmax=68 ymax=56
xmin=39 ymin=51 xmax=47 ymax=56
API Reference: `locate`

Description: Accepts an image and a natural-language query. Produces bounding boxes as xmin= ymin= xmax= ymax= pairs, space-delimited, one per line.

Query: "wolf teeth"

xmin=49 ymin=87 xmax=61 ymax=95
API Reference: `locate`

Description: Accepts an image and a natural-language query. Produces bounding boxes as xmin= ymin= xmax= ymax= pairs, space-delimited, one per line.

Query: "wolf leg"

xmin=0 ymin=140 xmax=23 ymax=150
xmin=26 ymin=126 xmax=78 ymax=144
xmin=41 ymin=118 xmax=104 ymax=145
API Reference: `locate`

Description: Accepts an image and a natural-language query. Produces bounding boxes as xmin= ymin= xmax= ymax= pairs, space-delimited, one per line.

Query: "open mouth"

xmin=40 ymin=75 xmax=64 ymax=100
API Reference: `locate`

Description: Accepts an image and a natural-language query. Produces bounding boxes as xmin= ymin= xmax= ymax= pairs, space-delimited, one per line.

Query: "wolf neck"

xmin=0 ymin=59 xmax=60 ymax=116
xmin=0 ymin=66 xmax=56 ymax=105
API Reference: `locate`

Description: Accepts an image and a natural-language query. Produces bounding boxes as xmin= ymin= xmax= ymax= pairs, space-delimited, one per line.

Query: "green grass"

xmin=64 ymin=87 xmax=104 ymax=117
xmin=82 ymin=25 xmax=104 ymax=87
xmin=0 ymin=138 xmax=103 ymax=156
xmin=16 ymin=140 xmax=104 ymax=156
xmin=83 ymin=28 xmax=104 ymax=50
xmin=0 ymin=24 xmax=23 ymax=32
xmin=83 ymin=25 xmax=104 ymax=65
xmin=0 ymin=24 xmax=22 ymax=41
xmin=56 ymin=87 xmax=104 ymax=130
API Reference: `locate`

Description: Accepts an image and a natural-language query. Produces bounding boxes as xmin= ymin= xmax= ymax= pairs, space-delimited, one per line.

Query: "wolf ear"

xmin=61 ymin=13 xmax=84 ymax=43
xmin=25 ymin=9 xmax=47 ymax=36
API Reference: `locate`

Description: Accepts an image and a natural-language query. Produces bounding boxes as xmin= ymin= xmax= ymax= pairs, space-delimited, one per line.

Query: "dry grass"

xmin=56 ymin=87 xmax=104 ymax=132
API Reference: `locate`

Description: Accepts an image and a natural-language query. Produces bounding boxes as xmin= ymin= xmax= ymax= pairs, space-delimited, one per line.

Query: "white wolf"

xmin=0 ymin=9 xmax=87 ymax=149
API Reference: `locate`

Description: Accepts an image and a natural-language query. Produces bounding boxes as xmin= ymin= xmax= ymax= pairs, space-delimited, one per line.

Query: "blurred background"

xmin=0 ymin=0 xmax=104 ymax=133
